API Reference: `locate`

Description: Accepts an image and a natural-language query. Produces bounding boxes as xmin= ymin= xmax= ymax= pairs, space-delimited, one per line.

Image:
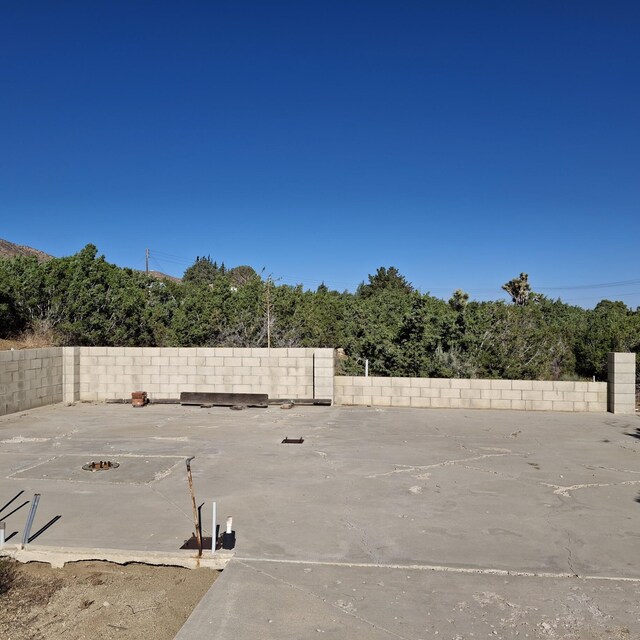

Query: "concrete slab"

xmin=0 ymin=403 xmax=639 ymax=637
xmin=176 ymin=559 xmax=640 ymax=639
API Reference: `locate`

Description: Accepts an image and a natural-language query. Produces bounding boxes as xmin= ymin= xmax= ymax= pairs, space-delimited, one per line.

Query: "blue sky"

xmin=1 ymin=1 xmax=639 ymax=307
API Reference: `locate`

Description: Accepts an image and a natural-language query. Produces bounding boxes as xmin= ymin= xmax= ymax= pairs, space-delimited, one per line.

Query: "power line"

xmin=537 ymin=278 xmax=640 ymax=291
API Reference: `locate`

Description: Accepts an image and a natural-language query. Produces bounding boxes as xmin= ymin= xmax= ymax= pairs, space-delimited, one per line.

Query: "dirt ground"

xmin=0 ymin=559 xmax=218 ymax=640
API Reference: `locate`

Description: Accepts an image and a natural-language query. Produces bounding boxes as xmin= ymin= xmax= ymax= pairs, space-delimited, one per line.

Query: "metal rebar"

xmin=211 ymin=501 xmax=216 ymax=556
xmin=185 ymin=457 xmax=202 ymax=557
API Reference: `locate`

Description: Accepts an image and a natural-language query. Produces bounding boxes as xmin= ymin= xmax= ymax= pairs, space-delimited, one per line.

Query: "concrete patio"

xmin=0 ymin=402 xmax=639 ymax=638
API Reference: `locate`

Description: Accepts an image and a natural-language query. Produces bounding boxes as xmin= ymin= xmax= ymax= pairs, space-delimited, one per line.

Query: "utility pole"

xmin=145 ymin=248 xmax=149 ymax=276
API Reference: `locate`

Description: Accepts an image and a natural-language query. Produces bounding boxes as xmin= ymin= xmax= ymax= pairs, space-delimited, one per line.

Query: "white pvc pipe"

xmin=226 ymin=516 xmax=232 ymax=534
xmin=365 ymin=359 xmax=369 ymax=377
xmin=0 ymin=522 xmax=5 ymax=548
xmin=211 ymin=501 xmax=216 ymax=556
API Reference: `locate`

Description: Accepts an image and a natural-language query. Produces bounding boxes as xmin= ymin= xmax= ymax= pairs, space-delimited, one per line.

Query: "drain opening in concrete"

xmin=281 ymin=437 xmax=304 ymax=444
xmin=82 ymin=461 xmax=120 ymax=471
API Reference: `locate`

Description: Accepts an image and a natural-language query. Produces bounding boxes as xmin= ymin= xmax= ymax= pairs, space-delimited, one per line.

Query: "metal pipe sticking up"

xmin=185 ymin=457 xmax=202 ymax=557
xmin=211 ymin=501 xmax=217 ymax=556
xmin=22 ymin=493 xmax=40 ymax=546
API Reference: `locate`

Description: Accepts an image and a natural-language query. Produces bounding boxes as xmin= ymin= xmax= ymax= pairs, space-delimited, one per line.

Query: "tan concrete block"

xmin=431 ymin=397 xmax=451 ymax=408
xmin=257 ymin=356 xmax=279 ymax=368
xmin=461 ymin=389 xmax=481 ymax=399
xmin=511 ymin=380 xmax=533 ymax=391
xmin=490 ymin=399 xmax=512 ymax=409
xmin=441 ymin=388 xmax=461 ymax=398
xmin=522 ymin=390 xmax=543 ymax=401
xmin=430 ymin=378 xmax=451 ymax=389
xmin=484 ymin=389 xmax=501 ymax=400
xmin=410 ymin=396 xmax=431 ymax=408
xmin=373 ymin=396 xmax=391 ymax=406
xmin=376 ymin=377 xmax=392 ymax=387
xmin=469 ymin=379 xmax=491 ymax=390
xmin=501 ymin=390 xmax=522 ymax=400
xmin=223 ymin=357 xmax=242 ymax=367
xmin=335 ymin=395 xmax=353 ymax=405
xmin=451 ymin=379 xmax=471 ymax=389
xmin=552 ymin=401 xmax=574 ymax=411
xmin=510 ymin=400 xmax=526 ymax=410
xmin=410 ymin=378 xmax=431 ymax=388
xmin=490 ymin=380 xmax=511 ymax=390
xmin=390 ymin=396 xmax=411 ymax=407
xmin=564 ymin=391 xmax=586 ymax=402
xmin=536 ymin=381 xmax=556 ymax=391
xmin=526 ymin=400 xmax=553 ymax=411
xmin=390 ymin=378 xmax=411 ymax=388
xmin=542 ymin=391 xmax=564 ymax=401
xmin=400 ymin=387 xmax=421 ymax=397
xmin=287 ymin=348 xmax=307 ymax=357
xmin=419 ymin=387 xmax=441 ymax=398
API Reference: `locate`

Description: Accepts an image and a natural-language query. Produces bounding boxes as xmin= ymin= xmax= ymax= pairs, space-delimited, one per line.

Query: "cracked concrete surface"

xmin=0 ymin=403 xmax=639 ymax=637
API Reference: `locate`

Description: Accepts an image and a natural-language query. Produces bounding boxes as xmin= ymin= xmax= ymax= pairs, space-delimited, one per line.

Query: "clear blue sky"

xmin=1 ymin=1 xmax=638 ymax=307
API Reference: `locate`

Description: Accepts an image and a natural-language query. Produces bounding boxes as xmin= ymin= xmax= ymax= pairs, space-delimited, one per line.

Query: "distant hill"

xmin=146 ymin=270 xmax=182 ymax=283
xmin=0 ymin=238 xmax=181 ymax=281
xmin=0 ymin=238 xmax=53 ymax=261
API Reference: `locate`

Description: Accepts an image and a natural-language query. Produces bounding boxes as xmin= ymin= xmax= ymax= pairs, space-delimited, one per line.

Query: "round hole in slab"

xmin=82 ymin=461 xmax=120 ymax=472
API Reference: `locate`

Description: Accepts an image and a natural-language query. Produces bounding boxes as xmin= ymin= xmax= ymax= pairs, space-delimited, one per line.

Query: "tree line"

xmin=0 ymin=245 xmax=638 ymax=381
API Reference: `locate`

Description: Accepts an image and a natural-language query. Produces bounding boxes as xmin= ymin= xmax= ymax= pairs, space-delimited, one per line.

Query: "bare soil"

xmin=0 ymin=559 xmax=217 ymax=640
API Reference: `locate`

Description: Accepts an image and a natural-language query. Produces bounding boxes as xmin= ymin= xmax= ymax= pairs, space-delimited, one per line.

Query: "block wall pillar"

xmin=607 ymin=352 xmax=637 ymax=414
xmin=63 ymin=346 xmax=80 ymax=403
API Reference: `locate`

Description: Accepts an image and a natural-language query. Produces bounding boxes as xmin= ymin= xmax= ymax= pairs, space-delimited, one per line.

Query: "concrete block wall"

xmin=75 ymin=347 xmax=335 ymax=402
xmin=0 ymin=348 xmax=63 ymax=416
xmin=335 ymin=376 xmax=607 ymax=412
xmin=608 ymin=352 xmax=637 ymax=414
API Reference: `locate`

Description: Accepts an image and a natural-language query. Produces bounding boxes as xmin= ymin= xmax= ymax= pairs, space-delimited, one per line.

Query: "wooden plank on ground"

xmin=180 ymin=392 xmax=268 ymax=407
xmin=268 ymin=398 xmax=332 ymax=406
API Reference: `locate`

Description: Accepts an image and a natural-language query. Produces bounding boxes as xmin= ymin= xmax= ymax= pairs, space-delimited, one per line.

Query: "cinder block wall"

xmin=335 ymin=376 xmax=607 ymax=412
xmin=73 ymin=347 xmax=335 ymax=402
xmin=608 ymin=352 xmax=637 ymax=414
xmin=0 ymin=348 xmax=63 ymax=416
